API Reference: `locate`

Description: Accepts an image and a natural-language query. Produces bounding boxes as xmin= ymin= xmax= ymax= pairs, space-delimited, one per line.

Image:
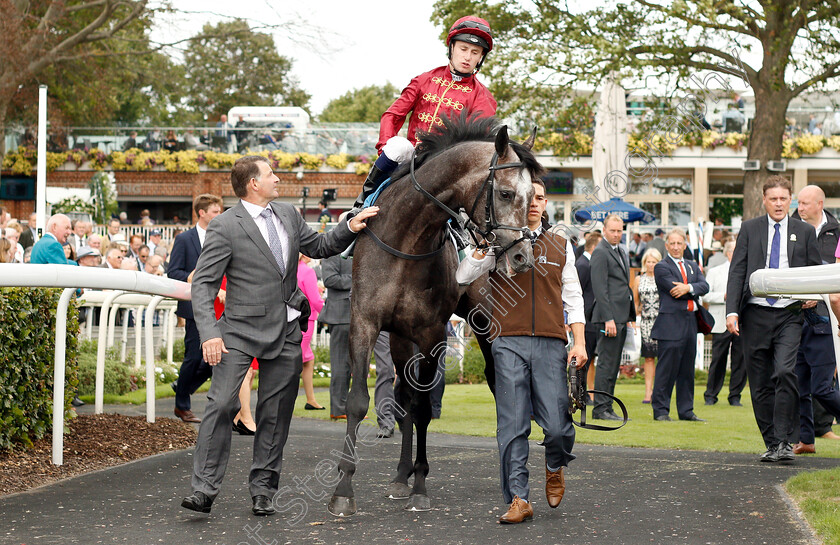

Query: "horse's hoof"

xmin=404 ymin=494 xmax=431 ymax=512
xmin=387 ymin=482 xmax=411 ymax=500
xmin=328 ymin=495 xmax=356 ymax=517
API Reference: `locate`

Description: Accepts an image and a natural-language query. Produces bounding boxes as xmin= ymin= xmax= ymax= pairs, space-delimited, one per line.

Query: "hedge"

xmin=0 ymin=288 xmax=80 ymax=449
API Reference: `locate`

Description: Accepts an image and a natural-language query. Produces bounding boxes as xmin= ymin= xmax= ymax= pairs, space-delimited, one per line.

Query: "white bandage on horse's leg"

xmin=382 ymin=136 xmax=414 ymax=165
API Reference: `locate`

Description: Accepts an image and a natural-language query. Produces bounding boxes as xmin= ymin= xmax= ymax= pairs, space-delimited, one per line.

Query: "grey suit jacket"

xmin=192 ymin=200 xmax=356 ymax=360
xmin=590 ymin=238 xmax=635 ymax=324
xmin=318 ymin=254 xmax=352 ymax=325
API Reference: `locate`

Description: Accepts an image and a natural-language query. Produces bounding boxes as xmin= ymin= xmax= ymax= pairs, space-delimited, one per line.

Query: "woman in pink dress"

xmin=298 ymin=254 xmax=325 ymax=410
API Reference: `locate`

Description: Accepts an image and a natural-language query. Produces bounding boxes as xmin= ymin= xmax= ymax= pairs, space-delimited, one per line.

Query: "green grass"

xmin=293 ymin=383 xmax=840 ymax=458
xmin=786 ymin=467 xmax=840 ymax=545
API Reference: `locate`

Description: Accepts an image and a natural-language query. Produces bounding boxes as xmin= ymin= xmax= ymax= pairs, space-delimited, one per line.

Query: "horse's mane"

xmin=391 ymin=112 xmax=544 ymax=180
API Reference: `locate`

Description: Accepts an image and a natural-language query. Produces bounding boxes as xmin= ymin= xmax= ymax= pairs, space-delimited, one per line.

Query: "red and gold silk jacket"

xmin=376 ymin=65 xmax=497 ymax=154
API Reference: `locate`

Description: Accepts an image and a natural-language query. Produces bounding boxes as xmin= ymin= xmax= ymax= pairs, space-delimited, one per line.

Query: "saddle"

xmin=568 ymin=358 xmax=628 ymax=431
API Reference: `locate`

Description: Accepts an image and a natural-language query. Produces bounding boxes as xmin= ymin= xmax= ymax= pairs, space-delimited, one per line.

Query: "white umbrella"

xmin=592 ymin=75 xmax=629 ymax=205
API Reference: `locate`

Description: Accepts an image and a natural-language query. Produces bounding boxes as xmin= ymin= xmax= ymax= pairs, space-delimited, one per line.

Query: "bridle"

xmin=406 ymin=147 xmax=531 ymax=256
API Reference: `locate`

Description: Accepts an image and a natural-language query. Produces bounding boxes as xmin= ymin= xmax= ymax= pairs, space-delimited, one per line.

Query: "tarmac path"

xmin=2 ymin=395 xmax=837 ymax=545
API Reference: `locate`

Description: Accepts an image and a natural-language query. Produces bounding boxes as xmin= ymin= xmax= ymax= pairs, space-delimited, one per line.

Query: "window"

xmin=669 ymin=202 xmax=692 ymax=226
xmin=652 ymin=177 xmax=692 ymax=195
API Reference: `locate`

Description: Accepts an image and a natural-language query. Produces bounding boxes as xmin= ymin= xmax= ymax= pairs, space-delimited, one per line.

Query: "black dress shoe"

xmin=654 ymin=415 xmax=672 ymax=421
xmin=680 ymin=414 xmax=705 ymax=422
xmin=376 ymin=427 xmax=394 ymax=439
xmin=71 ymin=396 xmax=85 ymax=407
xmin=304 ymin=403 xmax=326 ymax=410
xmin=759 ymin=445 xmax=779 ymax=463
xmin=776 ymin=442 xmax=795 ymax=462
xmin=252 ymin=495 xmax=275 ymax=516
xmin=233 ymin=418 xmax=255 ymax=436
xmin=704 ymin=399 xmax=716 ymax=406
xmin=729 ymin=399 xmax=743 ymax=407
xmin=182 ymin=491 xmax=213 ymax=513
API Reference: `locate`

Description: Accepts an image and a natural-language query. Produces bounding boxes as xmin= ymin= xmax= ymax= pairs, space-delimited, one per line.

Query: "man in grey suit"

xmin=590 ymin=214 xmax=636 ymax=420
xmin=319 ymin=253 xmax=354 ymax=419
xmin=181 ymin=156 xmax=378 ymax=516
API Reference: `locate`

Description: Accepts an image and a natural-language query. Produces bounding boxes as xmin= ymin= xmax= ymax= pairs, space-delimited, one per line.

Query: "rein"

xmin=568 ymin=362 xmax=629 ymax=431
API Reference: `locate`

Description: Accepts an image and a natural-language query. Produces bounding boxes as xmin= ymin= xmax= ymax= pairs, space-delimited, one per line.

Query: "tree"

xmin=318 ymin=83 xmax=400 ymax=122
xmin=183 ymin=20 xmax=310 ymax=121
xmin=0 ymin=0 xmax=151 ymax=155
xmin=432 ymin=1 xmax=840 ymax=219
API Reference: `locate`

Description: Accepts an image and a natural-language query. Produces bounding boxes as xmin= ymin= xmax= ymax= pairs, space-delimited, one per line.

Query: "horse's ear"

xmin=494 ymin=125 xmax=509 ymax=157
xmin=523 ymin=127 xmax=537 ymax=150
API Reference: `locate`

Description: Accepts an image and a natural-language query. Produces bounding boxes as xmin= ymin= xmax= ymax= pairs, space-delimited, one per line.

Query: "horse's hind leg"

xmin=404 ymin=330 xmax=447 ymax=512
xmin=386 ymin=334 xmax=415 ymax=501
xmin=328 ymin=319 xmax=378 ymax=517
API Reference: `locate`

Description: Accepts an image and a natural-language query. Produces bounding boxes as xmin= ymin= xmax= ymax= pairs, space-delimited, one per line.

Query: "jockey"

xmin=351 ymin=16 xmax=498 ymax=234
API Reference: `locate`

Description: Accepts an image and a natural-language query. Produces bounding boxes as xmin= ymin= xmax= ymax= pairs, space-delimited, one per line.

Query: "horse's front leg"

xmin=328 ymin=322 xmax=377 ymax=517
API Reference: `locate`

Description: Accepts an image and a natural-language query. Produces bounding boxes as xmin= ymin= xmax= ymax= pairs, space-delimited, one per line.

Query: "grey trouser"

xmin=491 ymin=335 xmax=576 ymax=504
xmin=328 ymin=323 xmax=351 ymax=416
xmin=191 ymin=321 xmax=302 ymax=500
xmin=593 ymin=323 xmax=627 ymax=416
xmin=373 ymin=332 xmax=398 ymax=429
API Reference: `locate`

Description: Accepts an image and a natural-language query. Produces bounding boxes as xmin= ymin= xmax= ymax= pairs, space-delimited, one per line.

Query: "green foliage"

xmin=159 ymin=338 xmax=185 ymax=364
xmin=318 ymin=83 xmax=401 ymax=122
xmin=0 ymin=288 xmax=79 ymax=449
xmin=76 ymin=348 xmax=133 ymax=397
xmin=458 ymin=337 xmax=488 ymax=384
xmin=51 ymin=196 xmax=95 ymax=217
xmin=89 ymin=171 xmax=119 ymax=224
xmin=183 ymin=20 xmax=311 ymax=120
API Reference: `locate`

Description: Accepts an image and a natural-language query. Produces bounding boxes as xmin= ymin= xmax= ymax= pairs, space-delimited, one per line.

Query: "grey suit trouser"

xmin=373 ymin=332 xmax=399 ymax=430
xmin=191 ymin=320 xmax=302 ymax=500
xmin=328 ymin=323 xmax=351 ymax=416
xmin=492 ymin=336 xmax=575 ymax=504
xmin=593 ymin=323 xmax=627 ymax=416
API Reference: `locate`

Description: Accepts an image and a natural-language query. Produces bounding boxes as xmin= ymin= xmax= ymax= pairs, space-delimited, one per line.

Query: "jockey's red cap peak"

xmin=446 ymin=16 xmax=493 ymax=52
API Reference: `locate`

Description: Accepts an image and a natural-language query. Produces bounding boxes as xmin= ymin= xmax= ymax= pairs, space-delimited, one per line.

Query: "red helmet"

xmin=446 ymin=16 xmax=493 ymax=53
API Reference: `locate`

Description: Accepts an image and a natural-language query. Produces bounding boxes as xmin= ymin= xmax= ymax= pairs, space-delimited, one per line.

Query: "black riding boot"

xmin=342 ymin=165 xmax=392 ymax=259
xmin=352 ymin=164 xmax=390 ymax=210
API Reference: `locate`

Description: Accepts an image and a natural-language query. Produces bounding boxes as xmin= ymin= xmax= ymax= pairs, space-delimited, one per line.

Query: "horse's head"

xmin=476 ymin=125 xmax=542 ymax=276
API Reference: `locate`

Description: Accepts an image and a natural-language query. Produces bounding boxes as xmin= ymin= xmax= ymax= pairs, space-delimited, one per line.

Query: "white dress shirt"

xmin=748 ymin=214 xmax=792 ymax=308
xmin=196 ymin=224 xmax=207 ymax=248
xmin=240 ymin=199 xmax=300 ymax=322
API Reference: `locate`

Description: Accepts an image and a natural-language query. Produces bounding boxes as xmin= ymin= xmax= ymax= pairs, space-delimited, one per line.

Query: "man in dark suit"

xmin=167 ymin=194 xmax=224 ymax=423
xmin=590 ymin=214 xmax=635 ymax=421
xmin=790 ymin=185 xmax=840 ymax=454
xmin=181 ymin=155 xmax=377 ymax=516
xmin=574 ymin=231 xmax=602 ymax=389
xmin=19 ymin=212 xmax=38 ymax=250
xmin=651 ymin=228 xmax=709 ymax=421
xmin=726 ymin=175 xmax=821 ymax=463
xmin=319 ymin=252 xmax=353 ymax=419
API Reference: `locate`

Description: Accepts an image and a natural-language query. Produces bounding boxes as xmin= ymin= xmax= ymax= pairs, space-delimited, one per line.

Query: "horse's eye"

xmin=499 ymin=190 xmax=514 ymax=201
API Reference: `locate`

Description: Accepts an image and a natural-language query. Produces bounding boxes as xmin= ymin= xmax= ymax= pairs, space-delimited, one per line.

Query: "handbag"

xmin=695 ymin=303 xmax=714 ymax=335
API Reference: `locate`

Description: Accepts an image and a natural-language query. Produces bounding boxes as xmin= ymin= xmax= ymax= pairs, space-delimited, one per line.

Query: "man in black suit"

xmin=574 ymin=231 xmax=602 ymax=389
xmin=167 ymin=194 xmax=224 ymax=423
xmin=790 ymin=185 xmax=840 ymax=454
xmin=590 ymin=214 xmax=635 ymax=421
xmin=651 ymin=228 xmax=709 ymax=421
xmin=726 ymin=175 xmax=821 ymax=463
xmin=19 ymin=212 xmax=38 ymax=249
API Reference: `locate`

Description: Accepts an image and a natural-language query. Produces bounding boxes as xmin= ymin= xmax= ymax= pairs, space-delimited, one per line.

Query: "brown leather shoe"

xmin=793 ymin=442 xmax=815 ymax=454
xmin=499 ymin=496 xmax=533 ymax=524
xmin=545 ymin=465 xmax=566 ymax=508
xmin=174 ymin=408 xmax=201 ymax=423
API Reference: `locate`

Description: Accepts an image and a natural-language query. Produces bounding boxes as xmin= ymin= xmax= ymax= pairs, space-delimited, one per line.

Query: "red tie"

xmin=679 ymin=261 xmax=695 ymax=311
